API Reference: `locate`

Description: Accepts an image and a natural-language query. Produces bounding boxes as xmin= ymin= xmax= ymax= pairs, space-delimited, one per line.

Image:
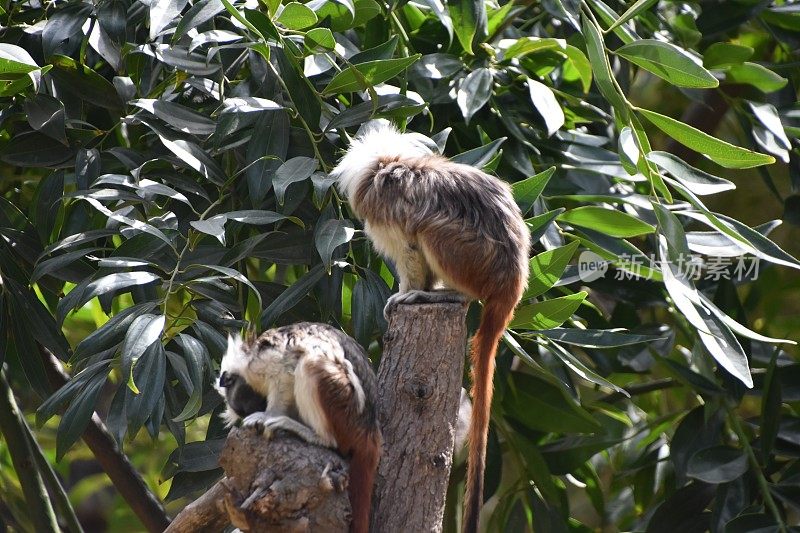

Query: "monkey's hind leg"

xmin=384 ymin=243 xmax=450 ymax=318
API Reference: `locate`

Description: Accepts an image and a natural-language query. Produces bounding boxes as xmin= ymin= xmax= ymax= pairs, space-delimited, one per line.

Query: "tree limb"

xmin=167 ymin=426 xmax=351 ymax=532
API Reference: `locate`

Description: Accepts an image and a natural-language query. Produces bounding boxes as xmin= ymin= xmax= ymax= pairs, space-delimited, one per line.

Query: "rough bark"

xmin=166 ymin=426 xmax=351 ymax=532
xmin=370 ymin=302 xmax=469 ymax=533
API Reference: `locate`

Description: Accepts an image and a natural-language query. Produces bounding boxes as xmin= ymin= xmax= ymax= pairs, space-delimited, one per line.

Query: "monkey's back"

xmin=354 ymin=156 xmax=531 ymax=300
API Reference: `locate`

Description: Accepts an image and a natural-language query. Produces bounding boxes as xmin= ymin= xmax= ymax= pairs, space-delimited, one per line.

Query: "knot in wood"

xmin=405 ymin=377 xmax=433 ymax=400
xmin=431 ymin=452 xmax=447 ymax=469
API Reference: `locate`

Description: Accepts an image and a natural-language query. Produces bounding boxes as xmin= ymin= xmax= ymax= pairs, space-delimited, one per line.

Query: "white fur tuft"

xmin=220 ymin=333 xmax=248 ymax=378
xmin=330 ymin=120 xmax=435 ymax=201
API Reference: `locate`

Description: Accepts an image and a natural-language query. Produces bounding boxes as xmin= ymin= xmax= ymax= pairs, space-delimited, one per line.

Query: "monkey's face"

xmin=219 ymin=371 xmax=267 ymax=420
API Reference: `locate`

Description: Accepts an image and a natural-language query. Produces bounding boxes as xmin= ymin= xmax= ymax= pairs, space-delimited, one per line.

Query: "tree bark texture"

xmin=166 ymin=426 xmax=351 ymax=532
xmin=370 ymin=302 xmax=469 ymax=533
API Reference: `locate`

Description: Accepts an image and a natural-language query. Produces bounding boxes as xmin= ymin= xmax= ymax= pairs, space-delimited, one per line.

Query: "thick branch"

xmin=40 ymin=348 xmax=170 ymax=533
xmin=371 ymin=302 xmax=469 ymax=533
xmin=167 ymin=427 xmax=351 ymax=532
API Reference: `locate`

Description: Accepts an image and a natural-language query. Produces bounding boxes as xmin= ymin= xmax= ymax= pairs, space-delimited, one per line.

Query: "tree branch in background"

xmin=0 ymin=370 xmax=60 ymax=533
xmin=39 ymin=348 xmax=171 ymax=533
xmin=371 ymin=302 xmax=469 ymax=533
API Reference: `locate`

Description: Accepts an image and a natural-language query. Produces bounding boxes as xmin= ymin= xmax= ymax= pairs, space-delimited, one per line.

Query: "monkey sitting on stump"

xmin=331 ymin=121 xmax=530 ymax=533
xmin=217 ymin=322 xmax=382 ymax=533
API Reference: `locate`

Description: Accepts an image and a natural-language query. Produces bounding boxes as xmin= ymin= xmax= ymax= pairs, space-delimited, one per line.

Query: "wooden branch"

xmin=0 ymin=371 xmax=60 ymax=533
xmin=371 ymin=302 xmax=469 ymax=533
xmin=167 ymin=426 xmax=351 ymax=532
xmin=39 ymin=348 xmax=170 ymax=533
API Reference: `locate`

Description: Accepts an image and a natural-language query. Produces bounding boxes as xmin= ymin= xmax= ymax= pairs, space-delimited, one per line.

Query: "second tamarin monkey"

xmin=217 ymin=323 xmax=382 ymax=533
xmin=331 ymin=121 xmax=530 ymax=533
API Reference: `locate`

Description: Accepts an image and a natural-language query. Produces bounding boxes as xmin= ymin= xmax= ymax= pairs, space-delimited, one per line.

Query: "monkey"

xmin=216 ymin=322 xmax=382 ymax=533
xmin=330 ymin=121 xmax=530 ymax=533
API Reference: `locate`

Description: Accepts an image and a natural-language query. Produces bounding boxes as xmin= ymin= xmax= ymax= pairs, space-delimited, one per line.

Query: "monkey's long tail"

xmin=349 ymin=428 xmax=382 ymax=533
xmin=463 ymin=297 xmax=516 ymax=533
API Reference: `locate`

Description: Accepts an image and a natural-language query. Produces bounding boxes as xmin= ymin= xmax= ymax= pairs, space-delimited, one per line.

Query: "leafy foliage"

xmin=0 ymin=0 xmax=799 ymax=530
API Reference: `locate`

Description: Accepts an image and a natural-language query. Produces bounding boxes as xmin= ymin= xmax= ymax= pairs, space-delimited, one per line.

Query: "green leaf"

xmin=727 ymin=62 xmax=787 ymax=93
xmin=305 ymin=27 xmax=336 ymax=51
xmin=72 ymin=303 xmax=157 ymax=362
xmin=558 ymin=206 xmax=655 ymax=238
xmin=56 ymin=372 xmax=107 ymax=460
xmin=510 ymin=292 xmax=588 ymax=330
xmin=173 ymin=0 xmax=224 ymax=41
xmin=49 ymin=55 xmax=122 ymax=110
xmin=131 ymin=99 xmax=216 ymax=135
xmin=686 ymin=446 xmax=748 ymax=484
xmin=37 ymin=361 xmax=111 ymax=426
xmin=260 ymin=264 xmax=326 ymax=328
xmin=615 ymin=40 xmax=718 ymax=89
xmin=502 ymin=37 xmax=565 ymax=59
xmin=315 ymin=219 xmax=355 ymax=272
xmin=276 ymin=2 xmax=318 ymax=29
xmin=273 ymin=157 xmax=317 ymax=205
xmin=581 ymin=13 xmax=628 ymax=118
xmin=172 ymin=334 xmax=207 ymax=422
xmin=451 ymin=137 xmax=505 ymax=167
xmin=457 ymin=68 xmax=493 ymax=124
xmin=506 ymin=372 xmax=601 ymax=433
xmin=447 ymin=0 xmax=487 ymax=54
xmin=24 ymin=94 xmax=67 ymax=145
xmin=646 ymin=151 xmax=734 ymax=195
xmin=527 ymin=79 xmax=564 ymax=136
xmin=0 ymin=132 xmax=74 ymax=167
xmin=702 ymin=42 xmax=753 ymax=69
xmin=512 ymin=167 xmax=555 ymax=215
xmin=0 ymin=44 xmax=39 ymax=74
xmin=536 ymin=328 xmax=667 ymax=348
xmin=126 ymin=342 xmax=167 ymax=434
xmin=322 ymin=55 xmax=421 ymax=94
xmin=606 ymin=0 xmax=657 ymax=31
xmin=524 ymin=240 xmax=579 ymax=298
xmin=563 ymin=45 xmax=592 ymax=93
xmin=638 ymin=108 xmax=775 ymax=168
xmin=120 ymin=314 xmax=165 ymax=392
xmin=526 ymin=209 xmax=564 ymax=243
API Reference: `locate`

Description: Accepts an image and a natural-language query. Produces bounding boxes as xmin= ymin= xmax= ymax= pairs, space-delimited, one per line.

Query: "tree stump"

xmin=370 ymin=302 xmax=469 ymax=533
xmin=166 ymin=426 xmax=351 ymax=532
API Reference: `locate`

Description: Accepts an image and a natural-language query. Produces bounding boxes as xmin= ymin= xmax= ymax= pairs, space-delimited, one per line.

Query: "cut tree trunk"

xmin=370 ymin=301 xmax=469 ymax=533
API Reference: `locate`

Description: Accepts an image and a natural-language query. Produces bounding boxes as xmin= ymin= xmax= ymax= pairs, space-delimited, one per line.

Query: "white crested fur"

xmin=331 ymin=120 xmax=434 ymax=201
xmin=220 ymin=334 xmax=249 ymax=378
xmin=216 ymin=334 xmax=251 ymax=427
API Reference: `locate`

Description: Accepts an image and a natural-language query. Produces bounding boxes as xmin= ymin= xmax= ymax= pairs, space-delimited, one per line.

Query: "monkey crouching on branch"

xmin=331 ymin=121 xmax=531 ymax=533
xmin=217 ymin=323 xmax=382 ymax=533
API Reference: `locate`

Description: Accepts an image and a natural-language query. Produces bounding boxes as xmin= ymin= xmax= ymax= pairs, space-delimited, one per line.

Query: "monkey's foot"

xmin=246 ymin=414 xmax=329 ymax=446
xmin=242 ymin=412 xmax=270 ymax=433
xmin=384 ymin=290 xmax=468 ymax=319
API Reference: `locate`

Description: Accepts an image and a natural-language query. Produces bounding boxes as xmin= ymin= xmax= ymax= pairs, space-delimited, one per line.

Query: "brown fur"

xmin=346 ymin=155 xmax=530 ymax=533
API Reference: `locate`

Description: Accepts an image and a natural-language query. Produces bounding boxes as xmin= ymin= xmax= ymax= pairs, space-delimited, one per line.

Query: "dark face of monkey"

xmin=219 ymin=371 xmax=267 ymax=419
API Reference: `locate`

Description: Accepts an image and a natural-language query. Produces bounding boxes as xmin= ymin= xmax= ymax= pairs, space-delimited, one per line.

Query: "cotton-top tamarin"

xmin=217 ymin=323 xmax=382 ymax=533
xmin=331 ymin=121 xmax=530 ymax=533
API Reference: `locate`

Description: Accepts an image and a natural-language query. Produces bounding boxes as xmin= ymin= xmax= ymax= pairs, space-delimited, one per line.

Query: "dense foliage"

xmin=1 ymin=0 xmax=800 ymax=530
